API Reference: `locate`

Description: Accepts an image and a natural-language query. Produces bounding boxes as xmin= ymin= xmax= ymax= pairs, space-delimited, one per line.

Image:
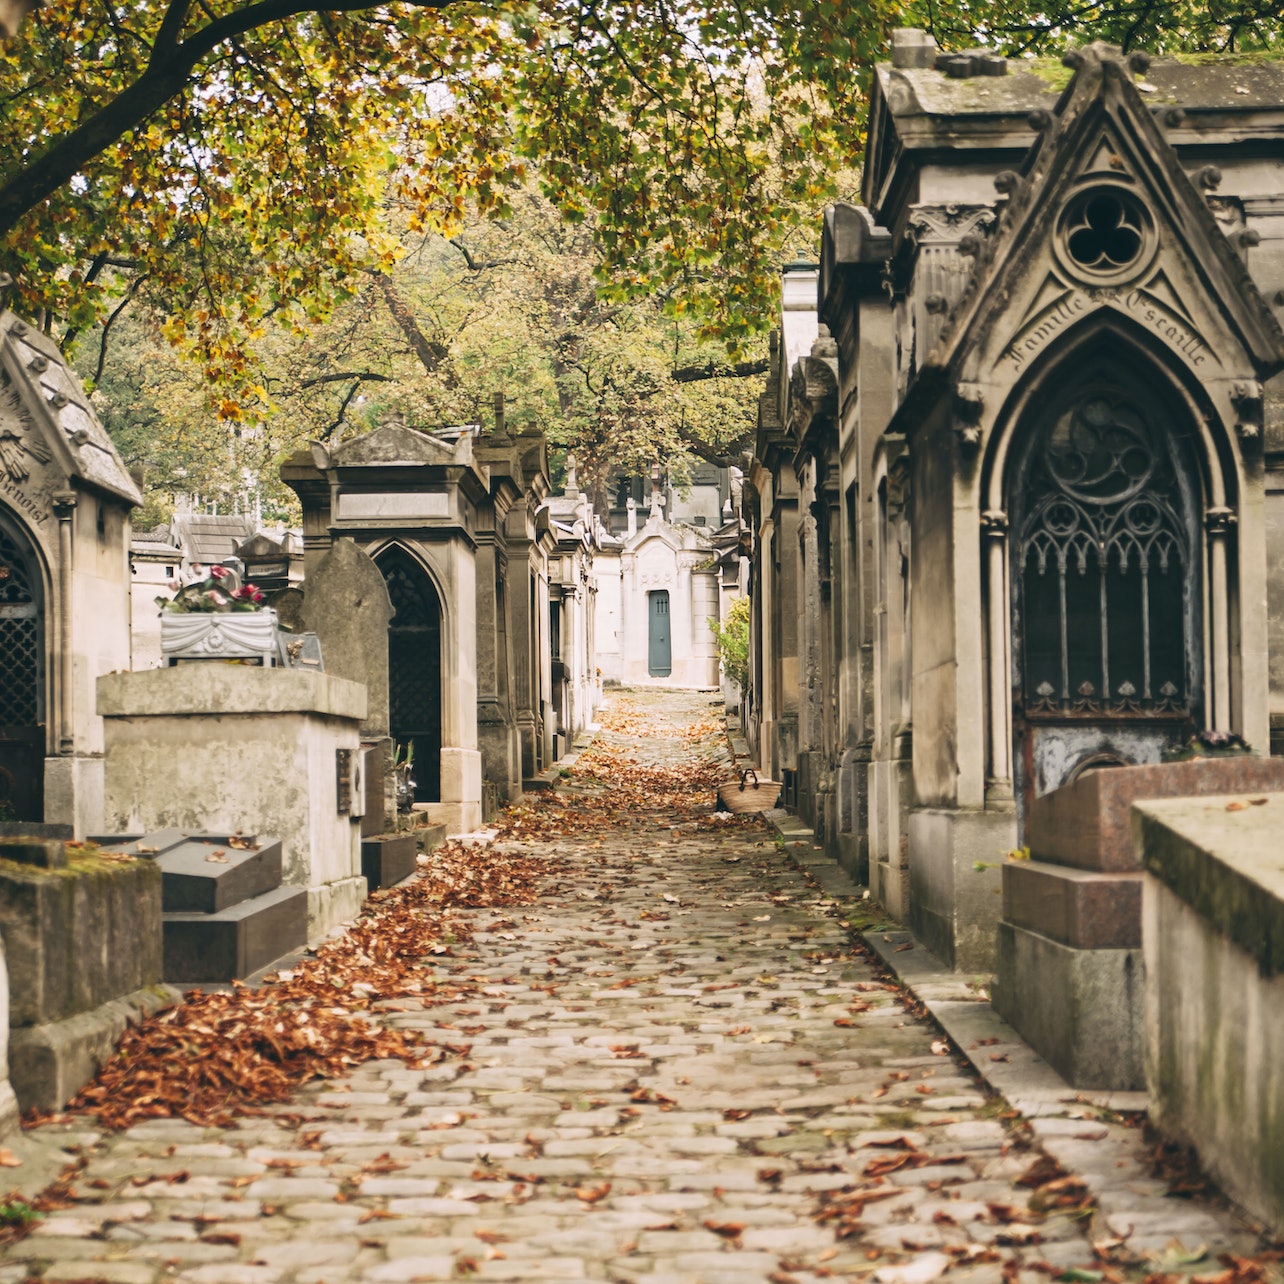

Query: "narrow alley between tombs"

xmin=0 ymin=691 xmax=1270 ymax=1284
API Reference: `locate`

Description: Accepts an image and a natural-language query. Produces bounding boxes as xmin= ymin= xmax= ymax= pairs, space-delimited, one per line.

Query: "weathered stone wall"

xmin=1138 ymin=793 xmax=1284 ymax=1229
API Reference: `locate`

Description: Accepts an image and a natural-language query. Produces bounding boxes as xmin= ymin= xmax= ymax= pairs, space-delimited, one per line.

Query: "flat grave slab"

xmin=97 ymin=832 xmax=283 ymax=913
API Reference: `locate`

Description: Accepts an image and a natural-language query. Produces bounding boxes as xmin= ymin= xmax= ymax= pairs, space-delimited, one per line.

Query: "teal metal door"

xmin=648 ymin=591 xmax=671 ymax=677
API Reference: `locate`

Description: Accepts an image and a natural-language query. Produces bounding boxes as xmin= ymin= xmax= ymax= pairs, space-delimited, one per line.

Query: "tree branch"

xmin=447 ymin=236 xmax=517 ymax=272
xmin=300 ymin=370 xmax=391 ymax=389
xmin=670 ymin=358 xmax=769 ymax=384
xmin=0 ymin=0 xmax=458 ymax=237
xmin=375 ymin=274 xmax=447 ymax=374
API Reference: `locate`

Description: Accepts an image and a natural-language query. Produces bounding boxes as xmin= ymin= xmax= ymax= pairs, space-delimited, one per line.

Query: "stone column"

xmin=982 ymin=510 xmax=1012 ymax=791
xmin=508 ymin=544 xmax=539 ymax=781
xmin=1207 ymin=507 xmax=1234 ymax=732
xmin=475 ymin=531 xmax=518 ymax=803
xmin=52 ymin=491 xmax=76 ymax=755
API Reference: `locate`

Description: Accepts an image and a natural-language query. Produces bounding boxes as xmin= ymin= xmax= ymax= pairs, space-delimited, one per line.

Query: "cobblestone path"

xmin=1 ymin=691 xmax=1257 ymax=1284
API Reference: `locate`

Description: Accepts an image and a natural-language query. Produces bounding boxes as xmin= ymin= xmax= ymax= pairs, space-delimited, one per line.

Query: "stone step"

xmin=1003 ymin=859 xmax=1142 ymax=949
xmin=361 ymin=834 xmax=418 ymax=890
xmin=162 ymin=884 xmax=308 ymax=983
xmin=97 ymin=831 xmax=283 ymax=913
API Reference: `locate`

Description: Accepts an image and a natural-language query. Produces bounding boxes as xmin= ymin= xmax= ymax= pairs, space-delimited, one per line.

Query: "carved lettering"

xmin=1001 ymin=293 xmax=1089 ymax=370
xmin=0 ymin=476 xmax=49 ymax=526
xmin=1121 ymin=290 xmax=1209 ymax=366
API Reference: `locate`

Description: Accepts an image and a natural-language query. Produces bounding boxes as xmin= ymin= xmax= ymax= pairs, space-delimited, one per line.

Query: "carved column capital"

xmin=981 ymin=509 xmax=1008 ymax=535
xmin=1205 ymin=506 xmax=1236 ymax=536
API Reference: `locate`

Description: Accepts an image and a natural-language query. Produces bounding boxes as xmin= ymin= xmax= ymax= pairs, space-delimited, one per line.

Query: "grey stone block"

xmin=907 ymin=807 xmax=1014 ymax=971
xmin=163 ymin=885 xmax=308 ymax=982
xmin=0 ymin=852 xmax=162 ymax=1027
xmin=361 ymin=834 xmax=418 ymax=890
xmin=993 ymin=921 xmax=1144 ymax=1089
xmin=100 ymin=831 xmax=284 ymax=913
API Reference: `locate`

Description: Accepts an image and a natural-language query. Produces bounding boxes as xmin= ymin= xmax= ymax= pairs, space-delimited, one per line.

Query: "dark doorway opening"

xmin=0 ymin=514 xmax=43 ymax=822
xmin=379 ymin=547 xmax=442 ymax=803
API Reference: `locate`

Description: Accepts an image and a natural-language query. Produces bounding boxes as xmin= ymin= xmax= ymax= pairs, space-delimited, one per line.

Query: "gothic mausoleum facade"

xmin=749 ymin=39 xmax=1284 ymax=969
xmin=0 ymin=313 xmax=141 ymax=834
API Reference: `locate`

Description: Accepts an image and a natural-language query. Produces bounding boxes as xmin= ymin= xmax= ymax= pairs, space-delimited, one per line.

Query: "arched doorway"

xmin=378 ymin=547 xmax=442 ymax=804
xmin=1009 ymin=352 xmax=1202 ymax=819
xmin=0 ymin=512 xmax=44 ymax=821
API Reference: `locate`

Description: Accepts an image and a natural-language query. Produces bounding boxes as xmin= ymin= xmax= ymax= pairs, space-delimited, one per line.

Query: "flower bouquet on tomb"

xmin=158 ymin=563 xmax=279 ymax=664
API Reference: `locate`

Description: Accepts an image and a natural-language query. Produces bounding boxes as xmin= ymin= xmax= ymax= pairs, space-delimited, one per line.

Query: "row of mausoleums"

xmin=0 ymin=364 xmax=744 ymax=838
xmin=746 ymin=38 xmax=1284 ymax=1221
xmin=0 ymin=318 xmax=745 ymax=1127
xmin=748 ymin=35 xmax=1284 ymax=963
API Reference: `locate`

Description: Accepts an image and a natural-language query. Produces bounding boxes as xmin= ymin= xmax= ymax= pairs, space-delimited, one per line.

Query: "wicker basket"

xmin=718 ymin=768 xmax=783 ymax=815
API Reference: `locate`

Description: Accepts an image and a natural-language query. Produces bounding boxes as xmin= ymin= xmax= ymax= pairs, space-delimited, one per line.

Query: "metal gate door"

xmin=1011 ymin=369 xmax=1199 ymax=826
xmin=380 ymin=548 xmax=442 ymax=803
xmin=0 ymin=517 xmax=43 ymax=821
xmin=648 ymin=590 xmax=672 ymax=677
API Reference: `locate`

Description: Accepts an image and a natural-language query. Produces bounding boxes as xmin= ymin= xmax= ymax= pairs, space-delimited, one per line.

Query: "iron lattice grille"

xmin=1017 ymin=391 xmax=1191 ymax=717
xmin=0 ymin=524 xmax=39 ymax=727
xmin=380 ymin=549 xmax=441 ymax=802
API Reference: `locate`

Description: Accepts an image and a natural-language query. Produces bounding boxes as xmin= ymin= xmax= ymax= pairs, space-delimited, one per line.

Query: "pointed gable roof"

xmin=0 ymin=311 xmax=142 ymax=506
xmin=922 ymin=43 xmax=1284 ymax=395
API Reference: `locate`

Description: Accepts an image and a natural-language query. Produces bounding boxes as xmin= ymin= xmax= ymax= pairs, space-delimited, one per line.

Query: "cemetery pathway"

xmin=2 ymin=689 xmax=1267 ymax=1284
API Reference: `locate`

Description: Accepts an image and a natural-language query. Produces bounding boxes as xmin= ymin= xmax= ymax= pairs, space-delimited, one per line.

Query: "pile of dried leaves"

xmin=38 ymin=836 xmax=555 ymax=1131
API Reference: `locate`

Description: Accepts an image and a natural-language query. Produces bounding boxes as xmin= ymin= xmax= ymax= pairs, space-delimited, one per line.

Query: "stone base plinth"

xmin=1003 ymin=860 xmax=1142 ymax=950
xmin=870 ymin=757 xmax=912 ymax=921
xmin=99 ymin=667 xmax=368 ymax=943
xmin=433 ymin=747 xmax=484 ymax=833
xmin=993 ymin=921 xmax=1144 ymax=1089
xmin=10 ymin=984 xmax=178 ymax=1113
xmin=361 ymin=835 xmax=418 ymax=890
xmin=907 ymin=806 xmax=1015 ymax=971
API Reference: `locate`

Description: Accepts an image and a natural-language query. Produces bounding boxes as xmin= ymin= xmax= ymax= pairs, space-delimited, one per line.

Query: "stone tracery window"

xmin=1017 ymin=388 xmax=1191 ymax=717
xmin=1056 ymin=186 xmax=1153 ymax=282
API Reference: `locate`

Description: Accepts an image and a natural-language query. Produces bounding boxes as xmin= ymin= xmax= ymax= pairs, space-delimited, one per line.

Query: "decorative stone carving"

xmin=161 ymin=609 xmax=281 ymax=664
xmin=953 ymin=382 xmax=986 ymax=449
xmin=908 ymin=205 xmax=996 ymax=355
xmin=1231 ymin=379 xmax=1263 ymax=439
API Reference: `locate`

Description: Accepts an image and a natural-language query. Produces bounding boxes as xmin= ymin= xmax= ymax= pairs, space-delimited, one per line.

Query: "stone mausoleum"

xmin=0 ymin=312 xmax=142 ymax=833
xmin=749 ymin=39 xmax=1284 ymax=972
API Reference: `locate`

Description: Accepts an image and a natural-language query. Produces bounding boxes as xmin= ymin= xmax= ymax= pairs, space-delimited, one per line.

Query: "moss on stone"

xmin=1168 ymin=49 xmax=1284 ymax=65
xmin=0 ymin=850 xmax=152 ymax=881
xmin=1025 ymin=58 xmax=1075 ymax=91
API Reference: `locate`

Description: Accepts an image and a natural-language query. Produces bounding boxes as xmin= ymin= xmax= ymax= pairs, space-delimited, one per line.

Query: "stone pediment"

xmin=327 ymin=423 xmax=473 ymax=469
xmin=235 ymin=533 xmax=287 ymax=558
xmin=0 ymin=312 xmax=142 ymax=511
xmin=914 ymin=43 xmax=1284 ymax=436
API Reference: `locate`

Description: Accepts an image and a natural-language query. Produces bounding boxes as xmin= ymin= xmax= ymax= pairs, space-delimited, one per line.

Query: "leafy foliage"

xmin=73 ymin=189 xmax=765 ymax=517
xmin=711 ymin=594 xmax=751 ymax=694
xmin=7 ymin=0 xmax=1280 ymax=518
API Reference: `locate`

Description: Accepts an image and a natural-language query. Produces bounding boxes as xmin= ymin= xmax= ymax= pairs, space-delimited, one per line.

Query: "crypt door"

xmin=1010 ymin=362 xmax=1201 ymax=819
xmin=380 ymin=548 xmax=442 ymax=804
xmin=648 ymin=591 xmax=672 ymax=678
xmin=0 ymin=514 xmax=44 ymax=822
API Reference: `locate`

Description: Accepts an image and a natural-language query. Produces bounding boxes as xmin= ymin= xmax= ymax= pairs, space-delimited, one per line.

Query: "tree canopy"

xmin=5 ymin=0 xmax=1282 ymax=521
